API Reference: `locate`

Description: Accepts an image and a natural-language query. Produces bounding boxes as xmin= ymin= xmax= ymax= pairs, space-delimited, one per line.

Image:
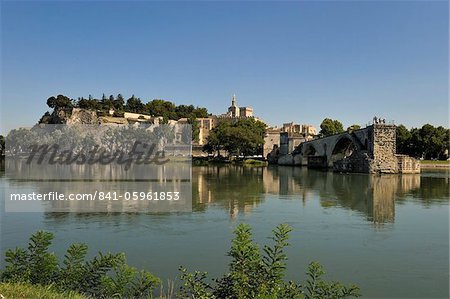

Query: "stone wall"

xmin=279 ymin=132 xmax=289 ymax=155
xmin=263 ymin=130 xmax=281 ymax=158
xmin=396 ymin=155 xmax=421 ymax=174
xmin=370 ymin=124 xmax=398 ymax=173
xmin=269 ymin=123 xmax=421 ymax=174
xmin=333 ymin=151 xmax=371 ymax=173
xmin=67 ymin=108 xmax=99 ymax=125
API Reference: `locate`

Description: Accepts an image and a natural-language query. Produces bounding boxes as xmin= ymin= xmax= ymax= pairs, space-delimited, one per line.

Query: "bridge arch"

xmin=329 ymin=135 xmax=358 ymax=164
xmin=304 ymin=144 xmax=317 ymax=156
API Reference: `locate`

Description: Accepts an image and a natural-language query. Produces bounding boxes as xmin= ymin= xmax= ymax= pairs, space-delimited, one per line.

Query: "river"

xmin=1 ymin=165 xmax=449 ymax=298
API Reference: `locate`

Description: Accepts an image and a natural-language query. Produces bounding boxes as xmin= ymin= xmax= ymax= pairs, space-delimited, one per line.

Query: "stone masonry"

xmin=369 ymin=124 xmax=398 ymax=173
xmin=271 ymin=123 xmax=420 ymax=174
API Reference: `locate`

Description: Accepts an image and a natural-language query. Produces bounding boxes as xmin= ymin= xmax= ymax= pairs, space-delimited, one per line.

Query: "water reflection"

xmin=2 ymin=164 xmax=449 ymax=224
xmin=192 ymin=166 xmax=447 ymax=224
xmin=193 ymin=165 xmax=265 ymax=218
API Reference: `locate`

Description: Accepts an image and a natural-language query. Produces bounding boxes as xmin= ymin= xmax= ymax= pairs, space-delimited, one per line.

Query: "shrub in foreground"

xmin=0 ymin=282 xmax=85 ymax=299
xmin=0 ymin=231 xmax=159 ymax=298
xmin=0 ymin=224 xmax=360 ymax=298
xmin=179 ymin=223 xmax=360 ymax=298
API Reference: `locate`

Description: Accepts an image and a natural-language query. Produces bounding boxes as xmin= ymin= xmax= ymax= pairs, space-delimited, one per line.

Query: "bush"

xmin=178 ymin=223 xmax=360 ymax=298
xmin=1 ymin=225 xmax=360 ymax=298
xmin=0 ymin=231 xmax=160 ymax=298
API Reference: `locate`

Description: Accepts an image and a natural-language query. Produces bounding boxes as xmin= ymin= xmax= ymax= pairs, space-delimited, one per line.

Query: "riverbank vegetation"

xmin=0 ymin=224 xmax=360 ymax=298
xmin=396 ymin=124 xmax=449 ymax=160
xmin=45 ymin=94 xmax=209 ymax=121
xmin=203 ymin=118 xmax=266 ymax=157
xmin=0 ymin=282 xmax=85 ymax=299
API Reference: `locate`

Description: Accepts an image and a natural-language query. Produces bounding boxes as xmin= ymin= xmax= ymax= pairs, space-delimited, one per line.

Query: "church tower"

xmin=228 ymin=94 xmax=240 ymax=117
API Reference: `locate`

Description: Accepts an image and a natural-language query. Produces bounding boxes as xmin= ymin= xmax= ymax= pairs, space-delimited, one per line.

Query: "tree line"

xmin=45 ymin=94 xmax=209 ymax=121
xmin=396 ymin=124 xmax=449 ymax=160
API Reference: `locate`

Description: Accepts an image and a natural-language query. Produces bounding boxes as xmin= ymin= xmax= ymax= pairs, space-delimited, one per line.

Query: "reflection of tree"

xmin=0 ymin=158 xmax=4 ymax=177
xmin=404 ymin=176 xmax=450 ymax=206
xmin=191 ymin=166 xmax=436 ymax=224
xmin=4 ymin=162 xmax=446 ymax=224
xmin=192 ymin=166 xmax=265 ymax=218
xmin=367 ymin=176 xmax=396 ymax=224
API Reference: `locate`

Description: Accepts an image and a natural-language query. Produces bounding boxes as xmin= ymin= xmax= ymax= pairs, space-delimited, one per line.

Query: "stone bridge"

xmin=274 ymin=124 xmax=420 ymax=174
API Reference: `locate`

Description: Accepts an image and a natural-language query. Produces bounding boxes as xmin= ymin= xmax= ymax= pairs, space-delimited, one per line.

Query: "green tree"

xmin=320 ymin=118 xmax=344 ymax=137
xmin=113 ymin=94 xmax=125 ymax=111
xmin=145 ymin=99 xmax=177 ymax=119
xmin=193 ymin=107 xmax=209 ymax=118
xmin=347 ymin=124 xmax=361 ymax=132
xmin=99 ymin=94 xmax=113 ymax=111
xmin=1 ymin=231 xmax=159 ymax=298
xmin=125 ymin=95 xmax=145 ymax=113
xmin=47 ymin=95 xmax=73 ymax=109
xmin=77 ymin=98 xmax=101 ymax=110
xmin=179 ymin=223 xmax=361 ymax=299
xmin=395 ymin=124 xmax=449 ymax=159
xmin=188 ymin=117 xmax=200 ymax=143
xmin=433 ymin=126 xmax=450 ymax=159
xmin=396 ymin=124 xmax=412 ymax=155
xmin=176 ymin=104 xmax=195 ymax=119
xmin=205 ymin=119 xmax=266 ymax=157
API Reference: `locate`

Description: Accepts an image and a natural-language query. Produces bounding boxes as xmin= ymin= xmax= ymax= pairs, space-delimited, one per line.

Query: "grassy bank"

xmin=0 ymin=282 xmax=86 ymax=299
xmin=193 ymin=157 xmax=267 ymax=166
xmin=420 ymin=160 xmax=450 ymax=164
xmin=420 ymin=160 xmax=450 ymax=169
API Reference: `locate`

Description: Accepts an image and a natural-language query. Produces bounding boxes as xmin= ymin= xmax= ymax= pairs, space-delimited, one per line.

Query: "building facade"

xmin=194 ymin=95 xmax=256 ymax=146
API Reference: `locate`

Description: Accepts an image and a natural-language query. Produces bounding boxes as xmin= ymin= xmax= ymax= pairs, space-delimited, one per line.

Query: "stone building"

xmin=263 ymin=127 xmax=282 ymax=158
xmin=281 ymin=122 xmax=317 ymax=138
xmin=228 ymin=94 xmax=240 ymax=117
xmin=194 ymin=94 xmax=256 ymax=146
xmin=239 ymin=106 xmax=253 ymax=118
xmin=263 ymin=122 xmax=317 ymax=159
xmin=227 ymin=94 xmax=253 ymax=118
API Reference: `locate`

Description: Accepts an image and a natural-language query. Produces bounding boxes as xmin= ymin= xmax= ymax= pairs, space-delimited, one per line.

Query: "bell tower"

xmin=228 ymin=94 xmax=240 ymax=117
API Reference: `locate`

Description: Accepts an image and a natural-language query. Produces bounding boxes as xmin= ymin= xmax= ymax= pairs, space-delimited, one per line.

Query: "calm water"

xmin=1 ymin=165 xmax=449 ymax=298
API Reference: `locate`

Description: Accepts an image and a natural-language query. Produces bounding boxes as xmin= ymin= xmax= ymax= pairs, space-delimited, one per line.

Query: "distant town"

xmin=36 ymin=94 xmax=318 ymax=157
xmin=1 ymin=93 xmax=448 ymax=174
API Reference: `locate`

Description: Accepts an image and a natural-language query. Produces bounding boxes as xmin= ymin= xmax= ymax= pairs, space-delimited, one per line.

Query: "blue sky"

xmin=1 ymin=1 xmax=448 ymax=134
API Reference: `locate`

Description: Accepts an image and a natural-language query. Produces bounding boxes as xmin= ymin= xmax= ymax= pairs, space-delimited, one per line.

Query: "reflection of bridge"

xmin=274 ymin=124 xmax=420 ymax=174
xmin=262 ymin=166 xmax=422 ymax=224
xmin=193 ymin=165 xmax=423 ymax=224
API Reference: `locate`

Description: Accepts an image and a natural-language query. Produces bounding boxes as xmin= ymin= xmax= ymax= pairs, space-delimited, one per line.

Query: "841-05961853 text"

xmin=9 ymin=191 xmax=181 ymax=201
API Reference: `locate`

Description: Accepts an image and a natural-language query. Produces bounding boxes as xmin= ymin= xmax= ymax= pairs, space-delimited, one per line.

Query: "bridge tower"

xmin=370 ymin=124 xmax=398 ymax=173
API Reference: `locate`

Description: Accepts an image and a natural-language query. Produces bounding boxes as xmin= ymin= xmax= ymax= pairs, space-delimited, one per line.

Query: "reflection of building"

xmin=192 ymin=166 xmax=264 ymax=217
xmin=262 ymin=166 xmax=421 ymax=225
xmin=263 ymin=122 xmax=317 ymax=158
xmin=369 ymin=176 xmax=396 ymax=224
